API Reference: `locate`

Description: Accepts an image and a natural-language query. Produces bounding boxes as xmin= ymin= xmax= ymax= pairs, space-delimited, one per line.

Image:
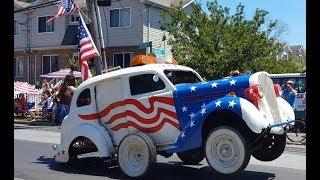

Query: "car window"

xmin=129 ymin=74 xmax=166 ymax=95
xmin=77 ymin=88 xmax=91 ymax=107
xmin=294 ymin=77 xmax=306 ymax=93
xmin=164 ymin=70 xmax=201 ymax=85
xmin=271 ymin=77 xmax=306 ymax=93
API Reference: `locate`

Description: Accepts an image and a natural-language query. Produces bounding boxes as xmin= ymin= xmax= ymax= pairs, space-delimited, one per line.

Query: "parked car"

xmin=53 ymin=63 xmax=296 ymax=178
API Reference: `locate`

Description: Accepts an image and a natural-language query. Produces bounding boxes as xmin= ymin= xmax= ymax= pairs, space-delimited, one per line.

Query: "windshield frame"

xmin=162 ymin=69 xmax=204 ymax=86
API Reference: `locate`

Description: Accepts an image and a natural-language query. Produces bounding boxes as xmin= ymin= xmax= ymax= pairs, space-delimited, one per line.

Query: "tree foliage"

xmin=160 ymin=0 xmax=305 ymax=79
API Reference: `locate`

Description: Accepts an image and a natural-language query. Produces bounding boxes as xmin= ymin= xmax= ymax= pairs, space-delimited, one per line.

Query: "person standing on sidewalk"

xmin=282 ymin=80 xmax=297 ymax=108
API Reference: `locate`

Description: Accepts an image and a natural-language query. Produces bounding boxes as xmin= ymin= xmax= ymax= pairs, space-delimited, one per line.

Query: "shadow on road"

xmin=36 ymin=156 xmax=275 ymax=180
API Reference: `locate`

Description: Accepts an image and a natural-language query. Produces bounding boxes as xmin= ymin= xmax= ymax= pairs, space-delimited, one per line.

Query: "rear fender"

xmin=57 ymin=123 xmax=114 ymax=162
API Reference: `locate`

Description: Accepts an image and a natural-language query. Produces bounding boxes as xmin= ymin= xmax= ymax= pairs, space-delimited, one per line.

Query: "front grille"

xmin=258 ymin=74 xmax=281 ymax=122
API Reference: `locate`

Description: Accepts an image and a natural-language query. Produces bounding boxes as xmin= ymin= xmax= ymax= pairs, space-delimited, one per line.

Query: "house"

xmin=276 ymin=42 xmax=305 ymax=61
xmin=14 ymin=0 xmax=195 ymax=86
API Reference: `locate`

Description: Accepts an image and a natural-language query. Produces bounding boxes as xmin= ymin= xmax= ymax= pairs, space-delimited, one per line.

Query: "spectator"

xmin=56 ymin=75 xmax=76 ymax=123
xmin=229 ymin=69 xmax=240 ymax=77
xmin=28 ymin=90 xmax=51 ymax=121
xmin=281 ymin=80 xmax=297 ymax=108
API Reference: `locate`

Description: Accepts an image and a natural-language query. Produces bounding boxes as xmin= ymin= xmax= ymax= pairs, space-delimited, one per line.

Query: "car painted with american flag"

xmin=53 ymin=63 xmax=296 ymax=178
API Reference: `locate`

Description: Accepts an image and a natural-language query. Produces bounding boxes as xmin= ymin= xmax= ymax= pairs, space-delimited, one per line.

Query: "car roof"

xmin=269 ymin=73 xmax=306 ymax=78
xmin=77 ymin=64 xmax=196 ymax=89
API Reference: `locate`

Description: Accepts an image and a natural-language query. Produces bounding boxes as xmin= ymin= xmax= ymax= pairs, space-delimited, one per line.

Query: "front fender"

xmin=56 ymin=123 xmax=114 ymax=162
xmin=167 ymin=96 xmax=270 ymax=153
xmin=277 ymin=97 xmax=295 ymax=121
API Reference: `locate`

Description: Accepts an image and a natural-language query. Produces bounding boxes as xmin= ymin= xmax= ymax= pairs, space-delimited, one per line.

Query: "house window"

xmin=113 ymin=53 xmax=132 ymax=68
xmin=42 ymin=55 xmax=58 ymax=74
xmin=14 ymin=19 xmax=20 ymax=36
xmin=70 ymin=14 xmax=80 ymax=23
xmin=129 ymin=74 xmax=165 ymax=96
xmin=110 ymin=8 xmax=131 ymax=27
xmin=38 ymin=16 xmax=54 ymax=33
xmin=14 ymin=57 xmax=24 ymax=77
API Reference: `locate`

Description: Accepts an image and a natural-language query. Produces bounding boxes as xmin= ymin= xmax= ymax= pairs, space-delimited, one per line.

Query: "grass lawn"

xmin=14 ymin=115 xmax=53 ymax=125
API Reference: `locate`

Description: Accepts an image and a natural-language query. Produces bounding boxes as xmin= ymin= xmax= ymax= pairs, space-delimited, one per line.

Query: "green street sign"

xmin=139 ymin=41 xmax=152 ymax=49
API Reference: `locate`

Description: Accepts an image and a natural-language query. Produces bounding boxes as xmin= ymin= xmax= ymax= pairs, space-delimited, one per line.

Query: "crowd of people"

xmin=14 ymin=74 xmax=77 ymax=125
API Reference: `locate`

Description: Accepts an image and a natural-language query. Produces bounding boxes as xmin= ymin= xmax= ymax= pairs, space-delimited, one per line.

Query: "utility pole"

xmin=86 ymin=0 xmax=103 ymax=74
xmin=94 ymin=0 xmax=107 ymax=70
xmin=26 ymin=11 xmax=31 ymax=84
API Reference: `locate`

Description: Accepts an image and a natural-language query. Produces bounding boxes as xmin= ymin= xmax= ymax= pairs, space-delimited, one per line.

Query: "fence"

xmin=27 ymin=93 xmax=42 ymax=107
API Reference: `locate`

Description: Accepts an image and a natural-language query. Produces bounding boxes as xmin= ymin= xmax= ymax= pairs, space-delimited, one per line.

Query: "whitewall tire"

xmin=205 ymin=126 xmax=250 ymax=175
xmin=118 ymin=133 xmax=156 ymax=178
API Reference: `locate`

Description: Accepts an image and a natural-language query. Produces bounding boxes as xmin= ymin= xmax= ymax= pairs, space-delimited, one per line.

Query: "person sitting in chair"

xmin=28 ymin=90 xmax=51 ymax=121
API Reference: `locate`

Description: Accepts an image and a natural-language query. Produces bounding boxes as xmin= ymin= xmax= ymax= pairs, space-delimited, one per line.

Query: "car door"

xmin=123 ymin=72 xmax=181 ymax=146
xmin=95 ymin=77 xmax=127 ymax=146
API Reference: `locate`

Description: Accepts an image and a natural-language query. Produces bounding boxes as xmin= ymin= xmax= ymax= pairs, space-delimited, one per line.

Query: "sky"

xmin=199 ymin=0 xmax=306 ymax=48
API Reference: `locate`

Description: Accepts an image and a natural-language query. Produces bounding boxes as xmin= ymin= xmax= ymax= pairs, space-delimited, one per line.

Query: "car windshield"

xmin=164 ymin=70 xmax=202 ymax=85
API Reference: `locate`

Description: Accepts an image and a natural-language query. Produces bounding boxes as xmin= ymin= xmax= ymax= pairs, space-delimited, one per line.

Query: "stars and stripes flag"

xmin=47 ymin=0 xmax=80 ymax=24
xmin=78 ymin=13 xmax=100 ymax=81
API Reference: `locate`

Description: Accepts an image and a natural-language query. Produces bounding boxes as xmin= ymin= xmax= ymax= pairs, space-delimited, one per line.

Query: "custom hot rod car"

xmin=53 ymin=63 xmax=296 ymax=177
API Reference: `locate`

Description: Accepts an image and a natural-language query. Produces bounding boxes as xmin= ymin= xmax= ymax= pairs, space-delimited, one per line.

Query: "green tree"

xmin=161 ymin=0 xmax=305 ymax=79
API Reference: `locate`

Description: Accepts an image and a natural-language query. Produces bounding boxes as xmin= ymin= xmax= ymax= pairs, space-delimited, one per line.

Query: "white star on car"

xmin=201 ymin=108 xmax=206 ymax=115
xmin=211 ymin=82 xmax=218 ymax=88
xmin=182 ymin=106 xmax=188 ymax=112
xmin=228 ymin=100 xmax=237 ymax=108
xmin=189 ymin=112 xmax=195 ymax=119
xmin=249 ymin=88 xmax=254 ymax=94
xmin=201 ymin=103 xmax=206 ymax=109
xmin=181 ymin=131 xmax=185 ymax=139
xmin=229 ymin=79 xmax=237 ymax=86
xmin=215 ymin=100 xmax=222 ymax=107
xmin=190 ymin=120 xmax=195 ymax=127
xmin=190 ymin=86 xmax=196 ymax=92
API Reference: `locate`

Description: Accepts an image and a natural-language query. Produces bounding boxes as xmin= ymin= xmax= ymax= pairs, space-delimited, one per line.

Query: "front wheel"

xmin=205 ymin=126 xmax=250 ymax=175
xmin=252 ymin=133 xmax=286 ymax=161
xmin=177 ymin=148 xmax=205 ymax=165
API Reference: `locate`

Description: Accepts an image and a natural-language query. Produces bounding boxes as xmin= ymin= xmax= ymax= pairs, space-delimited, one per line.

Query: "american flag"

xmin=47 ymin=0 xmax=80 ymax=24
xmin=78 ymin=13 xmax=100 ymax=81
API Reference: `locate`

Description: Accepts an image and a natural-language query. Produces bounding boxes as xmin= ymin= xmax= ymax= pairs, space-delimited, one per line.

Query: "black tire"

xmin=204 ymin=126 xmax=251 ymax=175
xmin=177 ymin=148 xmax=205 ymax=165
xmin=118 ymin=133 xmax=156 ymax=178
xmin=252 ymin=133 xmax=286 ymax=161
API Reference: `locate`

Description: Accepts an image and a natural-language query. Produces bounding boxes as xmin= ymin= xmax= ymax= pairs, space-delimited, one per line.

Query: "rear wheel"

xmin=252 ymin=133 xmax=286 ymax=161
xmin=118 ymin=133 xmax=156 ymax=178
xmin=177 ymin=148 xmax=205 ymax=165
xmin=205 ymin=126 xmax=250 ymax=175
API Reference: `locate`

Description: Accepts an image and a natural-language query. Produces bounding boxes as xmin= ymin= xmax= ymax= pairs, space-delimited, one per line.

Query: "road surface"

xmin=14 ymin=125 xmax=306 ymax=180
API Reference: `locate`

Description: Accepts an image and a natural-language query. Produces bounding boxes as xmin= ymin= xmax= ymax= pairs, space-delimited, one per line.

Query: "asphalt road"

xmin=14 ymin=125 xmax=306 ymax=180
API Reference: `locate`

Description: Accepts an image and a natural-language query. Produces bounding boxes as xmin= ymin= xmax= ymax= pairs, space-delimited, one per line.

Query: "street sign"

xmin=139 ymin=42 xmax=152 ymax=49
xmin=153 ymin=48 xmax=166 ymax=57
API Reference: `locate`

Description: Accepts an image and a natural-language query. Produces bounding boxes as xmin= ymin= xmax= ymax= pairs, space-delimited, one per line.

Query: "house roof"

xmin=290 ymin=45 xmax=304 ymax=52
xmin=61 ymin=24 xmax=92 ymax=46
xmin=142 ymin=0 xmax=194 ymax=8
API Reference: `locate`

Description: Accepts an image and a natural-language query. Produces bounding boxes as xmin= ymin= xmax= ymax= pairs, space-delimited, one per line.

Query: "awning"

xmin=14 ymin=81 xmax=40 ymax=95
xmin=40 ymin=69 xmax=82 ymax=78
